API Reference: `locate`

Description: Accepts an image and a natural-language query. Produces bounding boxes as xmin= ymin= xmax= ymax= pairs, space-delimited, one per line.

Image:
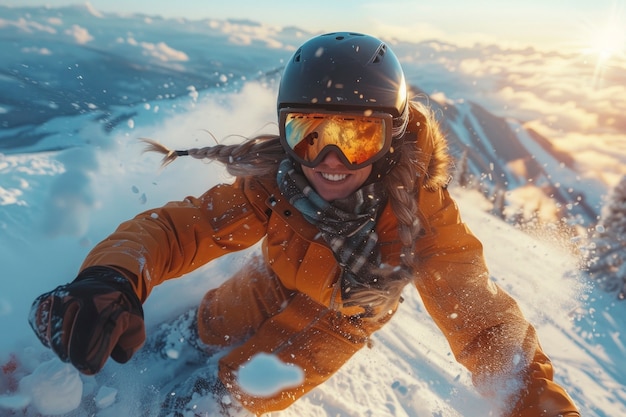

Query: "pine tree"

xmin=587 ymin=175 xmax=626 ymax=299
xmin=491 ymin=186 xmax=506 ymax=220
xmin=454 ymin=149 xmax=470 ymax=188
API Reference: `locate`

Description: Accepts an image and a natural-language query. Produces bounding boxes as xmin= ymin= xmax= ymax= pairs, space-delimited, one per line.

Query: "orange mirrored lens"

xmin=284 ymin=113 xmax=387 ymax=165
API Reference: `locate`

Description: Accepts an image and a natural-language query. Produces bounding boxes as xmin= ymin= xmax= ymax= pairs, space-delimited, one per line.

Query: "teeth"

xmin=321 ymin=173 xmax=347 ymax=182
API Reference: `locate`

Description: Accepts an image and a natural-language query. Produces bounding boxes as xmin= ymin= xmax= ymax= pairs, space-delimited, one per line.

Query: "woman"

xmin=29 ymin=32 xmax=580 ymax=416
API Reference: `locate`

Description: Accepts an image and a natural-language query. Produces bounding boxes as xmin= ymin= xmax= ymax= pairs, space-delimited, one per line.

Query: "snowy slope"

xmin=2 ymin=180 xmax=625 ymax=416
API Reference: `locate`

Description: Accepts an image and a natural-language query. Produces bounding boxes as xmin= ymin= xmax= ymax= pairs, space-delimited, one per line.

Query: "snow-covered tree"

xmin=586 ymin=175 xmax=626 ymax=299
xmin=453 ymin=149 xmax=471 ymax=188
xmin=490 ymin=185 xmax=506 ymax=220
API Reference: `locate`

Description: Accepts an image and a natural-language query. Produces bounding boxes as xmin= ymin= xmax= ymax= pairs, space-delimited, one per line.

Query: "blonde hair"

xmin=142 ymin=134 xmax=286 ymax=179
xmin=142 ymin=101 xmax=450 ymax=317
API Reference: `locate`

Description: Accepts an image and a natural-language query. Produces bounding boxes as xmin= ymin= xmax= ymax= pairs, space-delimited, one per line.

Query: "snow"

xmin=94 ymin=385 xmax=118 ymax=409
xmin=1 ymin=5 xmax=626 ymax=417
xmin=17 ymin=358 xmax=82 ymax=415
xmin=237 ymin=353 xmax=305 ymax=398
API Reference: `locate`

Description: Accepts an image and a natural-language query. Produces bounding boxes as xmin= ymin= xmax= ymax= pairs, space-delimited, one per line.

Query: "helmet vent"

xmin=372 ymin=44 xmax=387 ymax=64
xmin=293 ymin=48 xmax=302 ymax=63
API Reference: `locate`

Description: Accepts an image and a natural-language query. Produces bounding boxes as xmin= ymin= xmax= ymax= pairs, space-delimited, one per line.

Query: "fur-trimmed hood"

xmin=405 ymin=101 xmax=453 ymax=192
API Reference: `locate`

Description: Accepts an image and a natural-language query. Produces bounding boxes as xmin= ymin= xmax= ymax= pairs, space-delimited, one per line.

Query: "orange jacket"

xmin=81 ymin=111 xmax=578 ymax=415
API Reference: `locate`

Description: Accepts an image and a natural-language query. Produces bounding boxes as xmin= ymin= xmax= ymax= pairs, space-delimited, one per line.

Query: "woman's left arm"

xmin=413 ymin=187 xmax=579 ymax=416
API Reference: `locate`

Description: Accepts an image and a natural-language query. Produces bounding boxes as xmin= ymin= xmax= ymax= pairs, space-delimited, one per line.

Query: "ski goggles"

xmin=279 ymin=108 xmax=394 ymax=169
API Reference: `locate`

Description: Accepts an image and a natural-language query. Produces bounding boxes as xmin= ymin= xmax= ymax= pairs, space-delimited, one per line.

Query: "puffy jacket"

xmin=81 ymin=107 xmax=579 ymax=416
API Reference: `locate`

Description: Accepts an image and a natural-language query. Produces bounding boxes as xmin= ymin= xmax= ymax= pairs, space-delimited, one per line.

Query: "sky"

xmin=4 ymin=0 xmax=626 ymax=52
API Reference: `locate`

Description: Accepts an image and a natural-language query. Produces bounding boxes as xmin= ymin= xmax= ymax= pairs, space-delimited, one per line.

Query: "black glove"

xmin=29 ymin=266 xmax=145 ymax=375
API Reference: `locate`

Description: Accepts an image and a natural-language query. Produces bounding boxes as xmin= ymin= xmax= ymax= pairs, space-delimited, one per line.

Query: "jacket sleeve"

xmin=413 ymin=187 xmax=579 ymax=416
xmin=80 ymin=177 xmax=270 ymax=302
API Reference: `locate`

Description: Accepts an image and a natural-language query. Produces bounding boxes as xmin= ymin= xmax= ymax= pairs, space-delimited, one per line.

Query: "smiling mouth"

xmin=320 ymin=172 xmax=348 ymax=182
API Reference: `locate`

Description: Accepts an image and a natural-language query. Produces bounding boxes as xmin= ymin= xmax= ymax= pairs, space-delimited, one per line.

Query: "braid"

xmin=385 ymin=101 xmax=442 ymax=271
xmin=141 ymin=135 xmax=286 ymax=179
xmin=345 ymin=102 xmax=449 ymax=317
xmin=384 ymin=146 xmax=421 ymax=271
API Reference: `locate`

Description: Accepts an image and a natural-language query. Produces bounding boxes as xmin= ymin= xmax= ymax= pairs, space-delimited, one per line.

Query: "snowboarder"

xmin=29 ymin=32 xmax=580 ymax=416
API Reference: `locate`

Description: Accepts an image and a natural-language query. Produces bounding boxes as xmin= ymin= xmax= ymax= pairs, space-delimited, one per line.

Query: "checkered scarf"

xmin=277 ymin=158 xmax=387 ymax=303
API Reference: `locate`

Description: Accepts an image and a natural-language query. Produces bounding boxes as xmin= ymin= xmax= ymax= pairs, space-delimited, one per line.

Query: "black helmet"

xmin=278 ymin=32 xmax=408 ymax=121
xmin=278 ymin=32 xmax=410 ymax=179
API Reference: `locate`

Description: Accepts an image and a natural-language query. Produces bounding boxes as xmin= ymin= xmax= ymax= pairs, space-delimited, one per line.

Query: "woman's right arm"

xmin=80 ymin=177 xmax=270 ymax=301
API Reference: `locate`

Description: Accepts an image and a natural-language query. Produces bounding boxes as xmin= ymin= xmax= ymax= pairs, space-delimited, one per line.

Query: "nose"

xmin=318 ymin=150 xmax=346 ymax=168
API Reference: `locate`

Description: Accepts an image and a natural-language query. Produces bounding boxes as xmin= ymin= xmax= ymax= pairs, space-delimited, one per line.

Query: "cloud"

xmin=228 ymin=33 xmax=284 ymax=49
xmin=208 ymin=20 xmax=288 ymax=49
xmin=21 ymin=47 xmax=52 ymax=55
xmin=64 ymin=24 xmax=93 ymax=44
xmin=0 ymin=186 xmax=24 ymax=206
xmin=431 ymin=45 xmax=626 ymax=137
xmin=372 ymin=22 xmax=457 ymax=46
xmin=47 ymin=17 xmax=63 ymax=26
xmin=393 ymin=38 xmax=626 ymax=187
xmin=121 ymin=37 xmax=188 ymax=62
xmin=140 ymin=41 xmax=189 ymax=62
xmin=83 ymin=1 xmax=104 ymax=18
xmin=0 ymin=17 xmax=56 ymax=34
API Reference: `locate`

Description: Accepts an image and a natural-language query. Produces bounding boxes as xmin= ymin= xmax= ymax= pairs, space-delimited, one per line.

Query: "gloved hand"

xmin=28 ymin=266 xmax=145 ymax=375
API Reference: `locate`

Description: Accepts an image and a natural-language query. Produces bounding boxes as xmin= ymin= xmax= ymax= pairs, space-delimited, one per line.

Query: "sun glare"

xmin=587 ymin=21 xmax=626 ymax=62
xmin=576 ymin=3 xmax=626 ymax=88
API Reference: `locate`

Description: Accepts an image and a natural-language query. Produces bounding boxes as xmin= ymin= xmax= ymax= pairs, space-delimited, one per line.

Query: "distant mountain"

xmin=415 ymin=91 xmax=601 ymax=224
xmin=0 ymin=5 xmax=603 ymax=226
xmin=0 ymin=5 xmax=301 ymax=136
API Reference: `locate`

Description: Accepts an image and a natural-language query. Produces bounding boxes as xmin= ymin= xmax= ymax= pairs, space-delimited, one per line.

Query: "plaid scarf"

xmin=276 ymin=158 xmax=387 ymax=303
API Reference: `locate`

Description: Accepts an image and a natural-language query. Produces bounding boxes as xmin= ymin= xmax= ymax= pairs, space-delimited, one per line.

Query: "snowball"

xmin=18 ymin=358 xmax=83 ymax=415
xmin=236 ymin=353 xmax=304 ymax=397
xmin=94 ymin=385 xmax=117 ymax=409
xmin=165 ymin=348 xmax=180 ymax=359
xmin=0 ymin=393 xmax=31 ymax=410
xmin=0 ymin=298 xmax=11 ymax=316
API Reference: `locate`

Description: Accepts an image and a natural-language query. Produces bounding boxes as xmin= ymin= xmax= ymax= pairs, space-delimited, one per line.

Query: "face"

xmin=301 ymin=150 xmax=372 ymax=201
